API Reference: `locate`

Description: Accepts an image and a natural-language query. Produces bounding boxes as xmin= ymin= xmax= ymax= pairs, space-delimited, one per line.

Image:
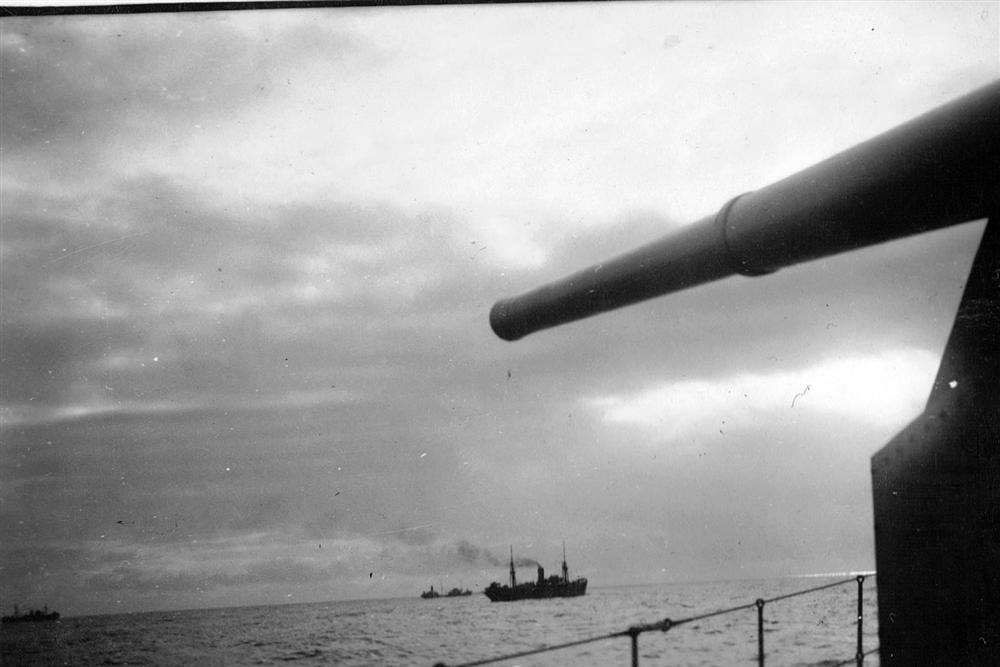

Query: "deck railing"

xmin=435 ymin=573 xmax=877 ymax=666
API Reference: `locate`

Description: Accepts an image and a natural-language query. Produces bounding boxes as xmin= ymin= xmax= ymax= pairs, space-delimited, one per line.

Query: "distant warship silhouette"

xmin=484 ymin=545 xmax=587 ymax=602
xmin=421 ymin=585 xmax=472 ymax=599
xmin=2 ymin=605 xmax=60 ymax=623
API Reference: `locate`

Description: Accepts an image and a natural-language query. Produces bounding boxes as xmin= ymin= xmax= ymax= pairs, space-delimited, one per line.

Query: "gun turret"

xmin=487 ymin=80 xmax=1000 ymax=665
xmin=490 ymin=80 xmax=999 ymax=341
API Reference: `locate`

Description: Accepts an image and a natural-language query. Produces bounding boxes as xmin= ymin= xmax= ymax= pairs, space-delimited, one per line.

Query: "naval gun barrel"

xmin=490 ymin=81 xmax=1000 ymax=341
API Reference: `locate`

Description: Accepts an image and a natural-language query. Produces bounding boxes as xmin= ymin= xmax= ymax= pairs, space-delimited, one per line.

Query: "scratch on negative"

xmin=369 ymin=523 xmax=435 ymax=536
xmin=44 ymin=232 xmax=149 ymax=265
xmin=791 ymin=384 xmax=811 ymax=408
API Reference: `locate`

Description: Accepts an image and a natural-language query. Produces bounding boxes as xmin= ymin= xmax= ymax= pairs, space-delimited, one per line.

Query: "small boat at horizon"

xmin=421 ymin=585 xmax=474 ymax=599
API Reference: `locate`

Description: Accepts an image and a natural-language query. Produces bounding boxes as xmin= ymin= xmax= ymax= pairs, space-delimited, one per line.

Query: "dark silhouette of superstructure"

xmin=490 ymin=81 xmax=999 ymax=664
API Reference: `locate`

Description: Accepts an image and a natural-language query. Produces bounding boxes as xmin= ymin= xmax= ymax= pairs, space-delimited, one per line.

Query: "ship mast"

xmin=509 ymin=545 xmax=516 ymax=588
xmin=562 ymin=541 xmax=569 ymax=582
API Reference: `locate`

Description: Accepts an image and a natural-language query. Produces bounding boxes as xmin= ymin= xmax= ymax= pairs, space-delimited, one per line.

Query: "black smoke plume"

xmin=456 ymin=540 xmax=539 ymax=567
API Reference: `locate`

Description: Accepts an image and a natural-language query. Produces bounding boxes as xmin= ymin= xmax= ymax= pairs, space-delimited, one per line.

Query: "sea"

xmin=2 ymin=577 xmax=879 ymax=666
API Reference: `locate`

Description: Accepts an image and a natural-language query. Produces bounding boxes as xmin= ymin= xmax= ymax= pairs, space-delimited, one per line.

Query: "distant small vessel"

xmin=2 ymin=606 xmax=60 ymax=624
xmin=422 ymin=585 xmax=472 ymax=599
xmin=484 ymin=544 xmax=587 ymax=602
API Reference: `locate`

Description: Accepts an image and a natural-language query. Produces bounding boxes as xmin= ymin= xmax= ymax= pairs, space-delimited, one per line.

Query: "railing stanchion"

xmin=435 ymin=574 xmax=875 ymax=667
xmin=855 ymin=575 xmax=865 ymax=666
xmin=756 ymin=598 xmax=765 ymax=666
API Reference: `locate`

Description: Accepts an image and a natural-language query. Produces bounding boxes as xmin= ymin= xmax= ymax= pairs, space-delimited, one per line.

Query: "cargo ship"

xmin=484 ymin=545 xmax=587 ymax=602
xmin=2 ymin=606 xmax=60 ymax=624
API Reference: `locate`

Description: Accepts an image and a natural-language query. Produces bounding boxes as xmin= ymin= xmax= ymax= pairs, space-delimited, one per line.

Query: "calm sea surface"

xmin=2 ymin=577 xmax=878 ymax=666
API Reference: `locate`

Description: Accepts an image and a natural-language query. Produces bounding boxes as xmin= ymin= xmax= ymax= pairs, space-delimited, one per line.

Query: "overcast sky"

xmin=1 ymin=2 xmax=997 ymax=617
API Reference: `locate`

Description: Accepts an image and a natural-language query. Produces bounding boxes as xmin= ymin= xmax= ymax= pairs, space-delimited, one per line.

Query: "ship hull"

xmin=2 ymin=613 xmax=59 ymax=623
xmin=484 ymin=578 xmax=587 ymax=602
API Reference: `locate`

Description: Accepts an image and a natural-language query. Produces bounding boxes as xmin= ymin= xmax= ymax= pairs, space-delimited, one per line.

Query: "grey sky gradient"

xmin=1 ymin=2 xmax=997 ymax=616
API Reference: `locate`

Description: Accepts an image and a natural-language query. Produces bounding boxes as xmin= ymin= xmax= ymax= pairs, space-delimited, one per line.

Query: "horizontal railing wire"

xmin=434 ymin=573 xmax=876 ymax=667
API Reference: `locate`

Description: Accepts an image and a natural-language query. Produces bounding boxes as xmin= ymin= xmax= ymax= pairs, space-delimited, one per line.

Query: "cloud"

xmin=0 ymin=15 xmax=376 ymax=160
xmin=586 ymin=348 xmax=940 ymax=441
xmin=1 ymin=174 xmax=507 ymax=425
xmin=42 ymin=532 xmax=391 ymax=613
xmin=0 ymin=532 xmax=538 ymax=614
